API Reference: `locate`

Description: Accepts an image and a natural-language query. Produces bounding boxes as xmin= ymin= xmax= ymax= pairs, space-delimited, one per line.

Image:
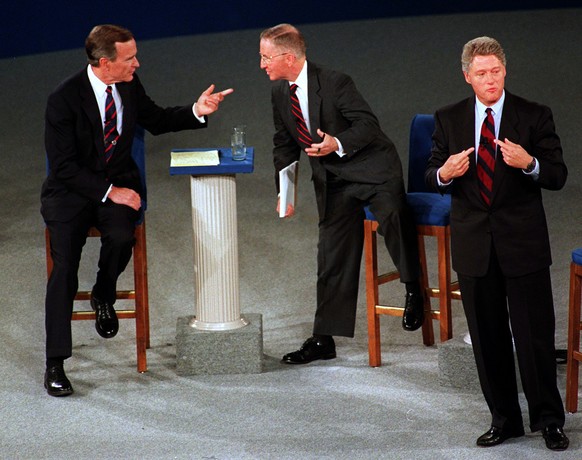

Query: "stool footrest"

xmin=377 ymin=271 xmax=400 ymax=285
xmin=75 ymin=290 xmax=136 ymax=301
xmin=71 ymin=310 xmax=138 ymax=320
xmin=375 ymin=305 xmax=405 ymax=316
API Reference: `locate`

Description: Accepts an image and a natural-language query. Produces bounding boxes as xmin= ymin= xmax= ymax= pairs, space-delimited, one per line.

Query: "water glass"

xmin=231 ymin=125 xmax=246 ymax=161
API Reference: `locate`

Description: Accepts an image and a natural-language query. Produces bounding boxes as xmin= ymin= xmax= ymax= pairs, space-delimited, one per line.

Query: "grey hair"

xmin=85 ymin=24 xmax=134 ymax=67
xmin=260 ymin=23 xmax=306 ymax=58
xmin=461 ymin=36 xmax=506 ymax=72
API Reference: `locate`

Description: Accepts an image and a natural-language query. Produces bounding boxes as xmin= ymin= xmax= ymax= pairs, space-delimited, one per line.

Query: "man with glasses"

xmin=259 ymin=23 xmax=424 ymax=364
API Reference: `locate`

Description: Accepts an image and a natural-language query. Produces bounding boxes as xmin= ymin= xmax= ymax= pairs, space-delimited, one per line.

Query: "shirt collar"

xmin=475 ymin=89 xmax=505 ymax=118
xmin=87 ymin=64 xmax=114 ymax=97
xmin=289 ymin=61 xmax=308 ymax=92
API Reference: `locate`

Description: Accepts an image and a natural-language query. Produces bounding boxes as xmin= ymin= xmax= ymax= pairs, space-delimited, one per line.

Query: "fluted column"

xmin=189 ymin=175 xmax=248 ymax=331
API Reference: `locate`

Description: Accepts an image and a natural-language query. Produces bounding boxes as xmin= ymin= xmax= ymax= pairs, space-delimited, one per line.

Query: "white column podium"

xmin=171 ymin=147 xmax=263 ymax=375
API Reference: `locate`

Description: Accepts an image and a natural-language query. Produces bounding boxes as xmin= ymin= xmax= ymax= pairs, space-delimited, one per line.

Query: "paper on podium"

xmin=278 ymin=161 xmax=299 ymax=218
xmin=170 ymin=149 xmax=219 ymax=167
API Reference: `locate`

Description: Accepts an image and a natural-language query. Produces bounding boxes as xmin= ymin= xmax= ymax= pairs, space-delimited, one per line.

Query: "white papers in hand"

xmin=170 ymin=150 xmax=219 ymax=167
xmin=278 ymin=161 xmax=299 ymax=218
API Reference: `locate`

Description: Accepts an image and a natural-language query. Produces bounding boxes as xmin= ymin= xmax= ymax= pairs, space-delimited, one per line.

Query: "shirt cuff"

xmin=437 ymin=168 xmax=453 ymax=187
xmin=192 ymin=103 xmax=206 ymax=123
xmin=102 ymin=184 xmax=113 ymax=202
xmin=523 ymin=157 xmax=540 ymax=177
xmin=335 ymin=137 xmax=346 ymax=158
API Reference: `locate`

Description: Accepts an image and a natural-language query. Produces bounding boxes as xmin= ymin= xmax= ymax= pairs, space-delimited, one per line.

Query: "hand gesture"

xmin=438 ymin=147 xmax=474 ymax=183
xmin=306 ymin=129 xmax=339 ymax=157
xmin=496 ymin=138 xmax=532 ymax=169
xmin=195 ymin=84 xmax=234 ymax=116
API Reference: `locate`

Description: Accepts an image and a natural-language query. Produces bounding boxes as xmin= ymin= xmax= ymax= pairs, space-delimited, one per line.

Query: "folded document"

xmin=278 ymin=161 xmax=299 ymax=218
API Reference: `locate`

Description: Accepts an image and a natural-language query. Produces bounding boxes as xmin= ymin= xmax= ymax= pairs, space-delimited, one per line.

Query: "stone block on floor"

xmin=176 ymin=313 xmax=263 ymax=375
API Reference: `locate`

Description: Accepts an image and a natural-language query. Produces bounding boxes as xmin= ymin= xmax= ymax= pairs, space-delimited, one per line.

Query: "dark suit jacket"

xmin=270 ymin=61 xmax=405 ymax=219
xmin=42 ymin=68 xmax=205 ymax=222
xmin=425 ymin=91 xmax=567 ymax=278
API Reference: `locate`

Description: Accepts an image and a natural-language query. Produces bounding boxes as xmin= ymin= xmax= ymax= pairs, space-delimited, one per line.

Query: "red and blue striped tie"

xmin=290 ymin=84 xmax=312 ymax=149
xmin=104 ymin=86 xmax=119 ymax=163
xmin=477 ymin=108 xmax=496 ymax=205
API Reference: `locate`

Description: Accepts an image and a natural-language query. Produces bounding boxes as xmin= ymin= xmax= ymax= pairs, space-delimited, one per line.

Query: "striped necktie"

xmin=477 ymin=108 xmax=496 ymax=205
xmin=289 ymin=84 xmax=312 ymax=148
xmin=104 ymin=86 xmax=119 ymax=163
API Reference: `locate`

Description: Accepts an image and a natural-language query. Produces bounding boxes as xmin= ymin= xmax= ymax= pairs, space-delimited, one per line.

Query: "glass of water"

xmin=231 ymin=125 xmax=246 ymax=161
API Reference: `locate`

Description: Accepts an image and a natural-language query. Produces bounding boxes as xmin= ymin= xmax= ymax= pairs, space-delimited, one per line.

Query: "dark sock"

xmin=405 ymin=280 xmax=421 ymax=295
xmin=46 ymin=358 xmax=64 ymax=369
xmin=313 ymin=334 xmax=333 ymax=344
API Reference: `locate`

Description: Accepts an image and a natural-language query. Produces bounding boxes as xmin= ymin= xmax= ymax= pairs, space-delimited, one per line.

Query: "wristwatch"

xmin=524 ymin=157 xmax=537 ymax=173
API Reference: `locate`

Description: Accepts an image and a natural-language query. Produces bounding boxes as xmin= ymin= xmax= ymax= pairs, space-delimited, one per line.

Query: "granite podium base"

xmin=176 ymin=313 xmax=263 ymax=375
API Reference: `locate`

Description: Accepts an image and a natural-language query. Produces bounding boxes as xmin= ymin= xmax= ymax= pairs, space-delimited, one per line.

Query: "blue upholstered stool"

xmin=364 ymin=115 xmax=460 ymax=367
xmin=566 ymin=247 xmax=582 ymax=412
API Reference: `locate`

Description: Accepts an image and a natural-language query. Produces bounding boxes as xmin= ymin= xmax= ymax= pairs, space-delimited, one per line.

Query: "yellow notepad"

xmin=170 ymin=150 xmax=220 ymax=167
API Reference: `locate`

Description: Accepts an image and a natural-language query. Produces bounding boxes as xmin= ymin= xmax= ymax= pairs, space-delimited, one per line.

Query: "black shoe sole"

xmin=44 ymin=384 xmax=74 ymax=397
xmin=281 ymin=352 xmax=337 ymax=364
xmin=402 ymin=319 xmax=424 ymax=331
xmin=95 ymin=324 xmax=119 ymax=339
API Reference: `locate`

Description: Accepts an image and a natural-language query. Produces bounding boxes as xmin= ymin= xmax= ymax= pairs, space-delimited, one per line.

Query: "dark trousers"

xmin=313 ymin=179 xmax=420 ymax=338
xmin=458 ymin=247 xmax=565 ymax=432
xmin=44 ymin=202 xmax=139 ymax=359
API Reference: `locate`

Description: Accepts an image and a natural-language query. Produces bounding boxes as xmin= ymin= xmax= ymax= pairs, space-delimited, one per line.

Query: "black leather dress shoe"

xmin=281 ymin=336 xmax=336 ymax=364
xmin=90 ymin=295 xmax=119 ymax=338
xmin=402 ymin=292 xmax=424 ymax=331
xmin=542 ymin=424 xmax=569 ymax=451
xmin=476 ymin=425 xmax=524 ymax=447
xmin=44 ymin=366 xmax=74 ymax=397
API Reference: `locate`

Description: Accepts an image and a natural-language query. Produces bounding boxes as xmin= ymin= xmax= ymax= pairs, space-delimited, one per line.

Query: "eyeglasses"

xmin=259 ymin=52 xmax=289 ymax=64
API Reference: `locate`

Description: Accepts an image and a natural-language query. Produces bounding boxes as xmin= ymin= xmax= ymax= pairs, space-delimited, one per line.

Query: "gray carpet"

xmin=1 ymin=8 xmax=582 ymax=459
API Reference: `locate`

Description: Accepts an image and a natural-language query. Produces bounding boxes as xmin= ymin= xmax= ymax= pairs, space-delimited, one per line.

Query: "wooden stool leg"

xmin=437 ymin=226 xmax=453 ymax=342
xmin=566 ymin=262 xmax=581 ymax=413
xmin=133 ymin=223 xmax=149 ymax=373
xmin=365 ymin=220 xmax=382 ymax=367
xmin=417 ymin=234 xmax=435 ymax=346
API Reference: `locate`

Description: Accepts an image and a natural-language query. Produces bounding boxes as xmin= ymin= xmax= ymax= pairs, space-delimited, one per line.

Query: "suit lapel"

xmin=492 ymin=91 xmax=519 ymax=203
xmin=116 ymin=82 xmax=135 ymax=152
xmin=80 ymin=71 xmax=106 ymax=161
xmin=81 ymin=72 xmax=105 ymax=156
xmin=307 ymin=61 xmax=322 ymax=141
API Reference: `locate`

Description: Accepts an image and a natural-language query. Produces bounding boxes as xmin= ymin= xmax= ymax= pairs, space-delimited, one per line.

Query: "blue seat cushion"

xmin=364 ymin=193 xmax=451 ymax=227
xmin=406 ymin=192 xmax=451 ymax=226
xmin=573 ymin=248 xmax=582 ymax=266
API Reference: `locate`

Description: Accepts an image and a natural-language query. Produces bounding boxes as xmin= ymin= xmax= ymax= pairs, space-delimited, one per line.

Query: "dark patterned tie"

xmin=104 ymin=86 xmax=119 ymax=163
xmin=477 ymin=108 xmax=496 ymax=205
xmin=289 ymin=83 xmax=312 ymax=148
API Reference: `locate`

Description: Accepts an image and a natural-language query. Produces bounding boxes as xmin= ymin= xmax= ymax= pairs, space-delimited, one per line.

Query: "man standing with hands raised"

xmin=426 ymin=36 xmax=568 ymax=451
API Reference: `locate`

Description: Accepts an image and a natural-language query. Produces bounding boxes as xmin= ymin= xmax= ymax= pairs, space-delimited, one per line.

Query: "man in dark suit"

xmin=425 ymin=36 xmax=568 ymax=451
xmin=259 ymin=24 xmax=423 ymax=364
xmin=42 ymin=24 xmax=232 ymax=396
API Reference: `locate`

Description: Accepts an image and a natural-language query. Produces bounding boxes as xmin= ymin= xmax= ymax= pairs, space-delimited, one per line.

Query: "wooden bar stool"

xmin=566 ymin=247 xmax=582 ymax=412
xmin=365 ymin=114 xmax=461 ymax=367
